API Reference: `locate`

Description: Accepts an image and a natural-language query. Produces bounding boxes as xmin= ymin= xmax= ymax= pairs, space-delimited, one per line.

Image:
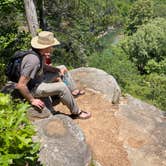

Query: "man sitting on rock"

xmin=44 ymin=58 xmax=85 ymax=97
xmin=16 ymin=31 xmax=91 ymax=119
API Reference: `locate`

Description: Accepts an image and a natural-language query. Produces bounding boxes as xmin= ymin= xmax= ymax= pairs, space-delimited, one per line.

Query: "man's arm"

xmin=44 ymin=64 xmax=68 ymax=76
xmin=16 ymin=76 xmax=45 ymax=109
xmin=44 ymin=64 xmax=60 ymax=73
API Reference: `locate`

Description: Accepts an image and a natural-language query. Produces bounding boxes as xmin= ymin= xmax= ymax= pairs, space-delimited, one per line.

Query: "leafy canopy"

xmin=125 ymin=0 xmax=154 ymax=35
xmin=122 ymin=17 xmax=166 ymax=74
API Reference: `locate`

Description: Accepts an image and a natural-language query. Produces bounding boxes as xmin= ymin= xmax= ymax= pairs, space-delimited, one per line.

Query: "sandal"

xmin=72 ymin=89 xmax=85 ymax=97
xmin=70 ymin=110 xmax=91 ymax=120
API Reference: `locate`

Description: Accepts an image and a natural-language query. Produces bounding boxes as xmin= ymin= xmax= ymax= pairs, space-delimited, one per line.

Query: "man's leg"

xmin=34 ymin=82 xmax=79 ymax=114
xmin=41 ymin=96 xmax=57 ymax=114
xmin=57 ymin=65 xmax=85 ymax=96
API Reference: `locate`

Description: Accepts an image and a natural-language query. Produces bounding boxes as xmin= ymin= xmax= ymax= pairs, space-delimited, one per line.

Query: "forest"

xmin=0 ymin=0 xmax=165 ymax=165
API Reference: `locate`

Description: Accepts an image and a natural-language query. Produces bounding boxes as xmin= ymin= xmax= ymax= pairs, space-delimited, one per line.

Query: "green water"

xmin=99 ymin=30 xmax=122 ymax=48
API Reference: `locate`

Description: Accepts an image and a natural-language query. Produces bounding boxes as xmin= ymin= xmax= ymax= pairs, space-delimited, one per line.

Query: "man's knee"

xmin=58 ymin=82 xmax=69 ymax=93
xmin=56 ymin=65 xmax=66 ymax=70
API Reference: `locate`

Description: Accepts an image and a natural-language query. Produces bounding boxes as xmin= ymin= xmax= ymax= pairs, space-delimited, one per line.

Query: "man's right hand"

xmin=30 ymin=98 xmax=45 ymax=109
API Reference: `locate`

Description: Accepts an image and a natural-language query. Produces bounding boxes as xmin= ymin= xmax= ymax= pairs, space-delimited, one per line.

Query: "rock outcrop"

xmin=30 ymin=67 xmax=165 ymax=166
xmin=33 ymin=115 xmax=91 ymax=166
xmin=69 ymin=67 xmax=166 ymax=166
xmin=70 ymin=67 xmax=121 ymax=104
xmin=2 ymin=67 xmax=165 ymax=165
xmin=116 ymin=95 xmax=166 ymax=166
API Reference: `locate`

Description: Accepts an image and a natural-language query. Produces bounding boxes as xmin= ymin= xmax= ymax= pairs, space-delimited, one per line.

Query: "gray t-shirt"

xmin=21 ymin=54 xmax=44 ymax=90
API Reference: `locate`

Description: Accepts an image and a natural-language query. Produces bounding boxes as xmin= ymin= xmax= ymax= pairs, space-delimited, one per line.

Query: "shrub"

xmin=145 ymin=59 xmax=166 ymax=75
xmin=0 ymin=93 xmax=40 ymax=166
xmin=145 ymin=74 xmax=166 ymax=111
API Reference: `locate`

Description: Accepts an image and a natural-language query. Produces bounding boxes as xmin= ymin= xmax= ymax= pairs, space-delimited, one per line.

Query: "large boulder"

xmin=33 ymin=115 xmax=91 ymax=166
xmin=115 ymin=95 xmax=166 ymax=166
xmin=70 ymin=67 xmax=121 ymax=104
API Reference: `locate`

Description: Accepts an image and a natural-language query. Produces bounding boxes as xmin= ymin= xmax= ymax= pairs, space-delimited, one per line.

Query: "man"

xmin=16 ymin=31 xmax=91 ymax=119
xmin=44 ymin=58 xmax=85 ymax=97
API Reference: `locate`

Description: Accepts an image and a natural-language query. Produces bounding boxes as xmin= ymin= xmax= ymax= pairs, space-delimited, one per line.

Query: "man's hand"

xmin=16 ymin=76 xmax=45 ymax=110
xmin=30 ymin=98 xmax=45 ymax=109
xmin=59 ymin=66 xmax=68 ymax=76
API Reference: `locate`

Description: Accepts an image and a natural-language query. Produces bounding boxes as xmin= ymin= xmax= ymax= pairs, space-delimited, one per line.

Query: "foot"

xmin=71 ymin=110 xmax=91 ymax=120
xmin=78 ymin=110 xmax=91 ymax=119
xmin=72 ymin=89 xmax=85 ymax=97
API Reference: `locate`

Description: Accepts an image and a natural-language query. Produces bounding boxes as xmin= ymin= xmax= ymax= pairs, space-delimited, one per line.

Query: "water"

xmin=99 ymin=29 xmax=122 ymax=48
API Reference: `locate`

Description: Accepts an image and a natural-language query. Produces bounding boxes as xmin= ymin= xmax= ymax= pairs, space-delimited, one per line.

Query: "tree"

xmin=125 ymin=0 xmax=154 ymax=35
xmin=122 ymin=18 xmax=166 ymax=74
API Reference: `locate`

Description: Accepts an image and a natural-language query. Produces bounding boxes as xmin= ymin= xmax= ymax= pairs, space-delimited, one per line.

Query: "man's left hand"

xmin=60 ymin=66 xmax=68 ymax=76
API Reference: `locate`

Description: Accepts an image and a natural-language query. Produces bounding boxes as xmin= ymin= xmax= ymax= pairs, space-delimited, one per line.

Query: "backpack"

xmin=6 ymin=50 xmax=42 ymax=83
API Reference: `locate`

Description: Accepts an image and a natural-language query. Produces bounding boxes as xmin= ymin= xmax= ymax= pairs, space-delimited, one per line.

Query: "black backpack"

xmin=6 ymin=50 xmax=42 ymax=83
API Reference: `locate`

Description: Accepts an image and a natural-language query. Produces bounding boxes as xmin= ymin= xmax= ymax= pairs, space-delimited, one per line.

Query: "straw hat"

xmin=31 ymin=31 xmax=60 ymax=49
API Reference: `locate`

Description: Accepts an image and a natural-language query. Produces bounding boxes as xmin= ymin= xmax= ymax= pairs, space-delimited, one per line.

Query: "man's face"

xmin=40 ymin=47 xmax=53 ymax=57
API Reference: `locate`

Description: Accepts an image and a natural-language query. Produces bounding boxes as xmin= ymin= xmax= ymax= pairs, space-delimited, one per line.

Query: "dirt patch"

xmin=44 ymin=119 xmax=67 ymax=137
xmin=127 ymin=137 xmax=146 ymax=148
xmin=55 ymin=89 xmax=130 ymax=166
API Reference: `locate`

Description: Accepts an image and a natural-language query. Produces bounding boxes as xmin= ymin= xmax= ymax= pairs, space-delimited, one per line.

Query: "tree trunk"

xmin=24 ymin=0 xmax=39 ymax=37
xmin=37 ymin=0 xmax=48 ymax=30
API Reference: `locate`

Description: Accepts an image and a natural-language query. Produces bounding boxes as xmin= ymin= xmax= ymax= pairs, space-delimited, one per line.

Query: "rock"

xmin=27 ymin=107 xmax=51 ymax=121
xmin=33 ymin=115 xmax=91 ymax=166
xmin=1 ymin=81 xmax=24 ymax=99
xmin=70 ymin=67 xmax=121 ymax=104
xmin=92 ymin=160 xmax=103 ymax=166
xmin=115 ymin=95 xmax=166 ymax=166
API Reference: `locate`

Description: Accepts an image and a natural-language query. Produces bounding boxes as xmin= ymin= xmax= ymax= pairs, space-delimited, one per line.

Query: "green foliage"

xmin=125 ymin=0 xmax=154 ymax=35
xmin=41 ymin=0 xmax=132 ymax=67
xmin=88 ymin=31 xmax=166 ymax=111
xmin=0 ymin=0 xmax=133 ymax=68
xmin=43 ymin=0 xmax=109 ymax=67
xmin=0 ymin=31 xmax=31 ymax=87
xmin=145 ymin=59 xmax=166 ymax=74
xmin=0 ymin=0 xmax=24 ymax=35
xmin=112 ymin=0 xmax=133 ymax=25
xmin=153 ymin=0 xmax=166 ymax=18
xmin=0 ymin=0 xmax=31 ymax=86
xmin=122 ymin=17 xmax=166 ymax=73
xmin=0 ymin=63 xmax=6 ymax=88
xmin=0 ymin=31 xmax=31 ymax=61
xmin=122 ymin=73 xmax=166 ymax=111
xmin=144 ymin=74 xmax=166 ymax=110
xmin=0 ymin=93 xmax=40 ymax=166
xmin=88 ymin=43 xmax=140 ymax=90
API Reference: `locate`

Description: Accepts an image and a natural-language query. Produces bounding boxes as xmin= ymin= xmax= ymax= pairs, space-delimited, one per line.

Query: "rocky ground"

xmin=55 ymin=87 xmax=166 ymax=166
xmin=30 ymin=67 xmax=166 ymax=166
xmin=55 ymin=88 xmax=130 ymax=166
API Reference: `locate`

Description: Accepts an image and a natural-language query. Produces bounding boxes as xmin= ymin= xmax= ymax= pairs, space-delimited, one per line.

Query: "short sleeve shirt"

xmin=21 ymin=54 xmax=44 ymax=89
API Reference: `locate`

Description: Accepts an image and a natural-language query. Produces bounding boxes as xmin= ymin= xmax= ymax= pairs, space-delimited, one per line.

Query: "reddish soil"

xmin=55 ymin=89 xmax=130 ymax=166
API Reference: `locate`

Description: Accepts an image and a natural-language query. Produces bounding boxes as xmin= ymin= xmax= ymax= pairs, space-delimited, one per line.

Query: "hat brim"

xmin=31 ymin=36 xmax=60 ymax=49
